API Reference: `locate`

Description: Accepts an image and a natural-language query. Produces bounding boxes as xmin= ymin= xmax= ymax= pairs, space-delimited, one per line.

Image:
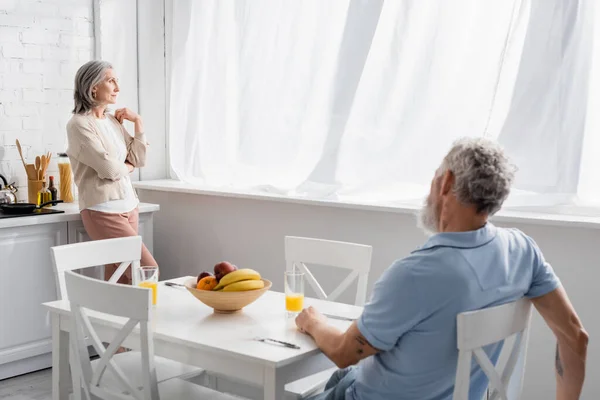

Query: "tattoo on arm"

xmin=355 ymin=335 xmax=367 ymax=355
xmin=555 ymin=343 xmax=564 ymax=377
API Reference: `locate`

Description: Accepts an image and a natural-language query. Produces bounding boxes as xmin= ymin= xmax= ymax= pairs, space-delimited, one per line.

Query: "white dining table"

xmin=42 ymin=276 xmax=362 ymax=400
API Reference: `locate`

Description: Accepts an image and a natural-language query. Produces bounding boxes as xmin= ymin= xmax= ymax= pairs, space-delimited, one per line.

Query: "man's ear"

xmin=440 ymin=170 xmax=454 ymax=196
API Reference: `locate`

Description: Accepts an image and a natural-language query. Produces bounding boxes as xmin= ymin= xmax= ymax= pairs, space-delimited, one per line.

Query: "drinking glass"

xmin=285 ymin=270 xmax=304 ymax=316
xmin=137 ymin=266 xmax=159 ymax=305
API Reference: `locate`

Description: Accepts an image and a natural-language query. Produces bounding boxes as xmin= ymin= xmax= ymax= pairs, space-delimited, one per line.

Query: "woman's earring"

xmin=92 ymin=92 xmax=96 ymax=99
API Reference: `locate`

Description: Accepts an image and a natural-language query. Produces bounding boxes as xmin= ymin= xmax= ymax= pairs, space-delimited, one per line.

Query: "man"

xmin=296 ymin=138 xmax=588 ymax=400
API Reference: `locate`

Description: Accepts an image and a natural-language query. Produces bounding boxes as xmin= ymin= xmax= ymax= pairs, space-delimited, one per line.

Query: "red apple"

xmin=197 ymin=271 xmax=213 ymax=284
xmin=214 ymin=261 xmax=237 ymax=282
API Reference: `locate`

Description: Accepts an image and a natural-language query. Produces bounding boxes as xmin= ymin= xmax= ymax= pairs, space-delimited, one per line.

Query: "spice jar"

xmin=57 ymin=153 xmax=74 ymax=203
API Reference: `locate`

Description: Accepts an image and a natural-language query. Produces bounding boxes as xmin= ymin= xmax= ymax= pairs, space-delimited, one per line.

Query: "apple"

xmin=197 ymin=271 xmax=213 ymax=284
xmin=214 ymin=261 xmax=237 ymax=282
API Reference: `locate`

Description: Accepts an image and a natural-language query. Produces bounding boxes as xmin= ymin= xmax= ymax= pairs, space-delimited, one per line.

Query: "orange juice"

xmin=139 ymin=281 xmax=158 ymax=305
xmin=285 ymin=294 xmax=304 ymax=312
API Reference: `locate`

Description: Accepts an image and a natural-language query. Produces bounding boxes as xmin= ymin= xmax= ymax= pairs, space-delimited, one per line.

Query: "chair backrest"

xmin=65 ymin=270 xmax=158 ymax=400
xmin=51 ymin=236 xmax=143 ymax=300
xmin=453 ymin=298 xmax=533 ymax=400
xmin=284 ymin=236 xmax=373 ymax=306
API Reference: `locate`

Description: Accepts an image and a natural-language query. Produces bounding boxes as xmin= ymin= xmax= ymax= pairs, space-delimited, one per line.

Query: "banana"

xmin=213 ymin=268 xmax=261 ymax=291
xmin=222 ymin=279 xmax=265 ymax=292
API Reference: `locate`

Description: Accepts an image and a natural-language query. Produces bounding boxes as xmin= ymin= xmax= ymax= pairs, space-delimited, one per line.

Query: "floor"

xmin=0 ymin=369 xmax=52 ymax=400
xmin=0 ymin=369 xmax=260 ymax=400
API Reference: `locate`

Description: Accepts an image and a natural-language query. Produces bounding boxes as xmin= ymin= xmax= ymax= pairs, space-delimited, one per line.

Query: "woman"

xmin=66 ymin=60 xmax=157 ymax=284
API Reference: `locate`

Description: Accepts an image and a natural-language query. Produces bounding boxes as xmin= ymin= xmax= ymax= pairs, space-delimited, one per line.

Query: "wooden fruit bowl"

xmin=184 ymin=277 xmax=272 ymax=314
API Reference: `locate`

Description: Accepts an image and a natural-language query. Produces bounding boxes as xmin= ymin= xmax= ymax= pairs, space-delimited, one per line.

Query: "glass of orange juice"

xmin=285 ymin=270 xmax=304 ymax=317
xmin=137 ymin=266 xmax=159 ymax=305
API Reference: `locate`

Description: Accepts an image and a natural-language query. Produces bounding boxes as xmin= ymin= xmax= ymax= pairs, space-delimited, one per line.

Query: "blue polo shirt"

xmin=348 ymin=223 xmax=560 ymax=400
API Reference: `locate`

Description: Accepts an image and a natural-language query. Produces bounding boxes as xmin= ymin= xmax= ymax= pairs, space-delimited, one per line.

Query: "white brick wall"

xmin=0 ymin=0 xmax=94 ymax=199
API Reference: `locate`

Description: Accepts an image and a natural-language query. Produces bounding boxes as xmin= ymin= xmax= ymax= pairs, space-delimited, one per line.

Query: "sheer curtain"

xmin=496 ymin=0 xmax=593 ymax=206
xmin=335 ymin=0 xmax=528 ymax=202
xmin=169 ymin=0 xmax=596 ymax=206
xmin=169 ymin=0 xmax=351 ymax=192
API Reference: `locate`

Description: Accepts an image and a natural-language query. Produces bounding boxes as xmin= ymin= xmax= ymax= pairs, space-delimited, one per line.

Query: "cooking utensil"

xmin=45 ymin=152 xmax=52 ymax=178
xmin=253 ymin=337 xmax=300 ymax=350
xmin=15 ymin=139 xmax=27 ymax=170
xmin=0 ymin=174 xmax=18 ymax=204
xmin=35 ymin=156 xmax=41 ymax=180
xmin=0 ymin=200 xmax=63 ymax=215
xmin=41 ymin=155 xmax=47 ymax=178
xmin=15 ymin=140 xmax=37 ymax=180
xmin=25 ymin=164 xmax=37 ymax=180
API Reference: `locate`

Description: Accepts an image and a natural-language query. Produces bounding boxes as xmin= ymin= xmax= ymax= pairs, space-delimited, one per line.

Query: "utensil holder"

xmin=27 ymin=179 xmax=44 ymax=204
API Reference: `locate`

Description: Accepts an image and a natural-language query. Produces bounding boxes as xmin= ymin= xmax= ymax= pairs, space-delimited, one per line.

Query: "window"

xmin=168 ymin=0 xmax=597 ymax=207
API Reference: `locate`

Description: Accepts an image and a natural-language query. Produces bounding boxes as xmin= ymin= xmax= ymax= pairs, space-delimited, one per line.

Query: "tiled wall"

xmin=0 ymin=0 xmax=94 ymax=200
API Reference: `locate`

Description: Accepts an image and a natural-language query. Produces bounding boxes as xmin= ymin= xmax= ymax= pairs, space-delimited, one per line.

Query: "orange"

xmin=196 ymin=276 xmax=218 ymax=291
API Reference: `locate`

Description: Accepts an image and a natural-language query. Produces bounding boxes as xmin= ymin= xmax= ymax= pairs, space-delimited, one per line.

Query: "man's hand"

xmin=531 ymin=287 xmax=588 ymax=400
xmin=296 ymin=306 xmax=327 ymax=335
xmin=296 ymin=307 xmax=379 ymax=369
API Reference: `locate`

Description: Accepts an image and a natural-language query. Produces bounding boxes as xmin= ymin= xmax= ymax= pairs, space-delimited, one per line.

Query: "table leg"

xmin=263 ymin=366 xmax=285 ymax=400
xmin=51 ymin=313 xmax=70 ymax=400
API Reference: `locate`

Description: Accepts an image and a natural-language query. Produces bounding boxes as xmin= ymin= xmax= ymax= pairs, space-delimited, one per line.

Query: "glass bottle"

xmin=48 ymin=176 xmax=58 ymax=204
xmin=37 ymin=181 xmax=52 ymax=207
xmin=57 ymin=153 xmax=74 ymax=203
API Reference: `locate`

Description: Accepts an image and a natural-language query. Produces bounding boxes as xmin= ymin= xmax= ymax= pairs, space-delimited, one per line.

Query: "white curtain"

xmin=335 ymin=0 xmax=528 ymax=202
xmin=169 ymin=0 xmax=596 ymax=206
xmin=169 ymin=0 xmax=351 ymax=192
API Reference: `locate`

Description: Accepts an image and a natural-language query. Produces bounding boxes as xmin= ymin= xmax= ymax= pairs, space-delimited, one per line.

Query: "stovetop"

xmin=0 ymin=207 xmax=66 ymax=219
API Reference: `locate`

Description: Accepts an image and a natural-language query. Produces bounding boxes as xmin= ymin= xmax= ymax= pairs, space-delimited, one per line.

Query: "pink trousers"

xmin=80 ymin=207 xmax=158 ymax=284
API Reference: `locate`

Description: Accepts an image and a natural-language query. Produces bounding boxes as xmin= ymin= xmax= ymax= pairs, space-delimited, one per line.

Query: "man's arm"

xmin=531 ymin=286 xmax=588 ymax=400
xmin=296 ymin=307 xmax=379 ymax=368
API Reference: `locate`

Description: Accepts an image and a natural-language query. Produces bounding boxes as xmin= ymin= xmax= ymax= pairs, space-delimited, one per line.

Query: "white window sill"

xmin=133 ymin=180 xmax=600 ymax=230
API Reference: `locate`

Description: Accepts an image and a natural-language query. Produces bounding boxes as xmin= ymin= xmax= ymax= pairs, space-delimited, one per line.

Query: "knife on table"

xmin=323 ymin=313 xmax=356 ymax=322
xmin=254 ymin=337 xmax=301 ymax=349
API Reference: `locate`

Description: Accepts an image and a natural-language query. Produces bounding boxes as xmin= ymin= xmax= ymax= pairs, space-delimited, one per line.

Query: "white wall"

xmin=0 ymin=0 xmax=94 ymax=197
xmin=138 ymin=188 xmax=598 ymax=399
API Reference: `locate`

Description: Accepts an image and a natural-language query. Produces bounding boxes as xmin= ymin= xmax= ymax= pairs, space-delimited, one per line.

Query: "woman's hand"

xmin=115 ymin=108 xmax=145 ymax=136
xmin=125 ymin=161 xmax=134 ymax=173
xmin=115 ymin=108 xmax=141 ymax=124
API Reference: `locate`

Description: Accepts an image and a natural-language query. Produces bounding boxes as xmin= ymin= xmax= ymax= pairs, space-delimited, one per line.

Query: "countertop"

xmin=0 ymin=202 xmax=160 ymax=229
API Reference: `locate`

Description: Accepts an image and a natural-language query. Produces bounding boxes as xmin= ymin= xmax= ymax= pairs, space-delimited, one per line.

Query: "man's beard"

xmin=417 ymin=195 xmax=439 ymax=236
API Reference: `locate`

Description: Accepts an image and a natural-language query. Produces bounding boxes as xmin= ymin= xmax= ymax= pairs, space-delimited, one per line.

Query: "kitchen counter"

xmin=0 ymin=202 xmax=160 ymax=229
xmin=0 ymin=201 xmax=160 ymax=380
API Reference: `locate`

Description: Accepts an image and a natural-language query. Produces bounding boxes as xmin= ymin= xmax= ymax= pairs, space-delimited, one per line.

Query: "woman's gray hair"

xmin=72 ymin=60 xmax=113 ymax=114
xmin=439 ymin=138 xmax=517 ymax=215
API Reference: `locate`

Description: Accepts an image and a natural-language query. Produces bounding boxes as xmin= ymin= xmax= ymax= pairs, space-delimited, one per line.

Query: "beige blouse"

xmin=66 ymin=113 xmax=147 ymax=210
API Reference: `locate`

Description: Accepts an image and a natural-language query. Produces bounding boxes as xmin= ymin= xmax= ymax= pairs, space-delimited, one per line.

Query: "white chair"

xmin=64 ymin=270 xmax=241 ymax=400
xmin=453 ymin=298 xmax=533 ymax=400
xmin=51 ymin=236 xmax=204 ymax=387
xmin=284 ymin=236 xmax=373 ymax=399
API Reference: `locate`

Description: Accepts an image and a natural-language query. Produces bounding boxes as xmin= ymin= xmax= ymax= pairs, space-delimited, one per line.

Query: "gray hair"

xmin=439 ymin=138 xmax=517 ymax=215
xmin=72 ymin=60 xmax=113 ymax=114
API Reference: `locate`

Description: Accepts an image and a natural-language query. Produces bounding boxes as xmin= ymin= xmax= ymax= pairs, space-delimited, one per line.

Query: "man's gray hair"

xmin=72 ymin=60 xmax=112 ymax=114
xmin=440 ymin=137 xmax=516 ymax=215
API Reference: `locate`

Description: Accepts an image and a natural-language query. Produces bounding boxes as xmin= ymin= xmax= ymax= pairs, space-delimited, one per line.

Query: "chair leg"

xmin=202 ymin=373 xmax=218 ymax=389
